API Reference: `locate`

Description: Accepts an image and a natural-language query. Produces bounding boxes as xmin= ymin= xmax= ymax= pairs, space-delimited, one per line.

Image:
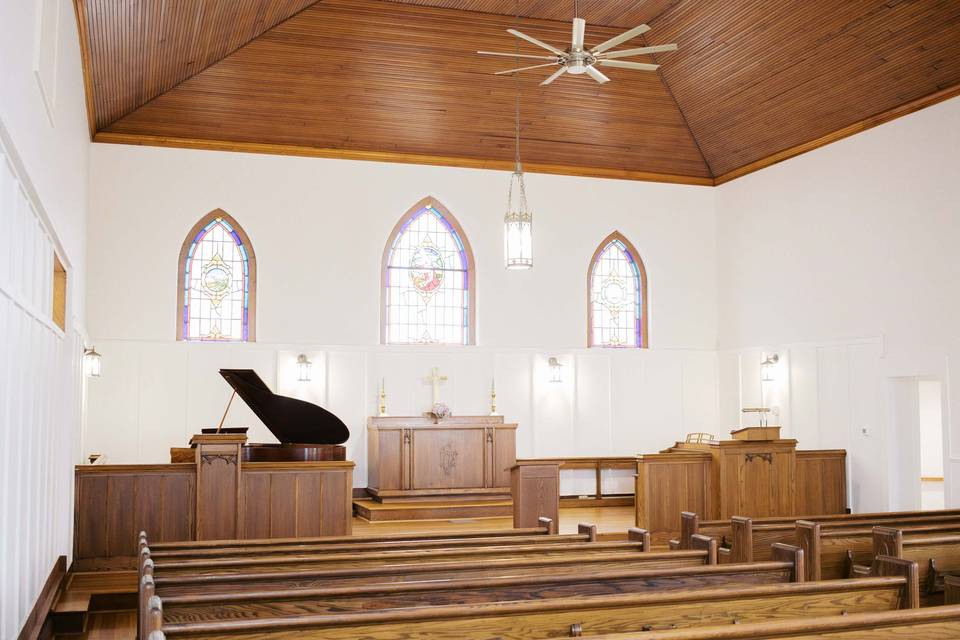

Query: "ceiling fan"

xmin=478 ymin=17 xmax=677 ymax=86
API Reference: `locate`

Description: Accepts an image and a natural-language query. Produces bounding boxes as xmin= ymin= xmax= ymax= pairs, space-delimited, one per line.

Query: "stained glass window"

xmin=384 ymin=200 xmax=474 ymax=345
xmin=178 ymin=211 xmax=256 ymax=342
xmin=588 ymin=232 xmax=647 ymax=348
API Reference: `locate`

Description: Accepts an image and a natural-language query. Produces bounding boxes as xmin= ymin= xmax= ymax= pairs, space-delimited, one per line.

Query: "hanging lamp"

xmin=504 ymin=1 xmax=533 ymax=270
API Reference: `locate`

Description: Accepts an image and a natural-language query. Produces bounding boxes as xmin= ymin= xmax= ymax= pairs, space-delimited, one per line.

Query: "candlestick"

xmin=378 ymin=377 xmax=387 ymax=417
xmin=490 ymin=378 xmax=497 ymax=415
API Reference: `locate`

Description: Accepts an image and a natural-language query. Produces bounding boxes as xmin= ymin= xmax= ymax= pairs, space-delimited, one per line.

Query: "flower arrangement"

xmin=429 ymin=402 xmax=452 ymax=423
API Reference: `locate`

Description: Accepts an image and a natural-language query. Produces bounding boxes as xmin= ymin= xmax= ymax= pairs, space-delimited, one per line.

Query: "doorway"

xmin=919 ymin=380 xmax=944 ymax=510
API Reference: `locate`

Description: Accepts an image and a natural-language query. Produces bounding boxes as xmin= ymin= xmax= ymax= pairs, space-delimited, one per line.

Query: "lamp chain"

xmin=514 ymin=0 xmax=521 ymax=174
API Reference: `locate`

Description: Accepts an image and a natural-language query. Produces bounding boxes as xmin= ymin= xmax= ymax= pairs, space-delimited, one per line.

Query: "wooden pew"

xmin=861 ymin=527 xmax=960 ymax=602
xmin=691 ymin=509 xmax=960 ymax=558
xmin=147 ymin=539 xmax=716 ymax=597
xmin=147 ymin=522 xmax=620 ymax=561
xmin=149 ymin=567 xmax=917 ymax=639
xmin=141 ymin=518 xmax=557 ymax=552
xmin=796 ymin=522 xmax=960 ymax=582
xmin=151 ymin=538 xmax=654 ymax=578
xmin=668 ymin=512 xmax=960 ymax=570
xmin=697 ymin=508 xmax=960 ymax=539
xmin=158 ymin=546 xmax=802 ymax=625
xmin=585 ymin=605 xmax=960 ymax=639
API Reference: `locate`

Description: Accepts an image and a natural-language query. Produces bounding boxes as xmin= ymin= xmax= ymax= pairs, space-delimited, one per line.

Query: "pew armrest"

xmin=691 ymin=534 xmax=718 ymax=565
xmin=771 ymin=542 xmax=805 ymax=583
xmin=627 ymin=527 xmax=651 ymax=551
xmin=717 ymin=547 xmax=732 ymax=564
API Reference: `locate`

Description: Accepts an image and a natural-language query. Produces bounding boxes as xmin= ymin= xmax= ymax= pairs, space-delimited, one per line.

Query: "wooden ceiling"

xmin=74 ymin=0 xmax=960 ymax=185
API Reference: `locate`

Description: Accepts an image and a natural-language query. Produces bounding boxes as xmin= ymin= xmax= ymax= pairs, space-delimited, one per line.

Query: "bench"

xmin=158 ymin=549 xmax=803 ymax=625
xmin=144 ymin=566 xmax=916 ymax=639
xmin=858 ymin=527 xmax=960 ymax=602
xmin=673 ymin=510 xmax=960 ymax=561
xmin=146 ymin=518 xmax=564 ymax=558
xmin=585 ymin=605 xmax=960 ymax=639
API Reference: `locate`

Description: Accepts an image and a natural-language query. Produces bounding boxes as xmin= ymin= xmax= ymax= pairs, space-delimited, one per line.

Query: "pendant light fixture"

xmin=504 ymin=0 xmax=533 ymax=270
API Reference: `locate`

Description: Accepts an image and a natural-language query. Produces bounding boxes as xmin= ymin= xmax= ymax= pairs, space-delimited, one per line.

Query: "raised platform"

xmin=353 ymin=498 xmax=513 ymax=522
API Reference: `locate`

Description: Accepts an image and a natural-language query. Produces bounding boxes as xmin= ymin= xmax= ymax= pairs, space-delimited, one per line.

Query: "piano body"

xmin=171 ymin=369 xmax=350 ymax=463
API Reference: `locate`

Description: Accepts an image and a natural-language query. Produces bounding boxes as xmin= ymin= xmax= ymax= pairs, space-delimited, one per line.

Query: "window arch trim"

xmin=176 ymin=208 xmax=257 ymax=342
xmin=587 ymin=230 xmax=648 ymax=348
xmin=380 ymin=196 xmax=476 ymax=345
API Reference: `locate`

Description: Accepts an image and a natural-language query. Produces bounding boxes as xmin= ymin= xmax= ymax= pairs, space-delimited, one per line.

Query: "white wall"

xmin=0 ymin=0 xmax=90 ymax=636
xmin=716 ymin=96 xmax=960 ymax=512
xmin=84 ymin=143 xmax=720 ymax=483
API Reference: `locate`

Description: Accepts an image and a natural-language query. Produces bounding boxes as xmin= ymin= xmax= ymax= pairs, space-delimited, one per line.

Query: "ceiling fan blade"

xmin=477 ymin=51 xmax=557 ymax=61
xmin=541 ymin=66 xmax=567 ymax=86
xmin=572 ymin=18 xmax=586 ymax=50
xmin=495 ymin=63 xmax=558 ymax=75
xmin=589 ymin=24 xmax=651 ymax=54
xmin=599 ymin=43 xmax=678 ymax=60
xmin=598 ymin=59 xmax=660 ymax=71
xmin=585 ymin=66 xmax=610 ymax=84
xmin=507 ymin=29 xmax=565 ymax=56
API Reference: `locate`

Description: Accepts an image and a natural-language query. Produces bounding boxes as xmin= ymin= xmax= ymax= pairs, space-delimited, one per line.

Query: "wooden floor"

xmin=352 ymin=505 xmax=634 ymax=537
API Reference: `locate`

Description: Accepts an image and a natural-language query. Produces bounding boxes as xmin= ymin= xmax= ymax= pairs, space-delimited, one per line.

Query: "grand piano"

xmin=171 ymin=369 xmax=350 ymax=463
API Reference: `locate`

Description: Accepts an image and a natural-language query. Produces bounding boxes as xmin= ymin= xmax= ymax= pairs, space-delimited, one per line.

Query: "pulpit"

xmin=366 ymin=416 xmax=517 ymax=501
xmin=635 ymin=427 xmax=846 ymax=535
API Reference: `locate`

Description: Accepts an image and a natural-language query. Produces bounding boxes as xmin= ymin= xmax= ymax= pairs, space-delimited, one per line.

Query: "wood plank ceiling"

xmin=74 ymin=0 xmax=960 ymax=185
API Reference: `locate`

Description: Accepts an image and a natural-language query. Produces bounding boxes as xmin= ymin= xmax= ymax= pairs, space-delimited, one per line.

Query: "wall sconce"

xmin=84 ymin=346 xmax=102 ymax=378
xmin=760 ymin=353 xmax=779 ymax=382
xmin=296 ymin=354 xmax=312 ymax=382
xmin=548 ymin=357 xmax=563 ymax=383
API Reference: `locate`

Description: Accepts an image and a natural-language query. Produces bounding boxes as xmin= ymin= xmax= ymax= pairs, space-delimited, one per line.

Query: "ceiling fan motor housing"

xmin=565 ymin=50 xmax=595 ymax=74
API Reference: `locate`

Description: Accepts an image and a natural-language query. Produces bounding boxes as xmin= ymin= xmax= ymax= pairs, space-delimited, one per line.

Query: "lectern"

xmin=511 ymin=461 xmax=560 ymax=530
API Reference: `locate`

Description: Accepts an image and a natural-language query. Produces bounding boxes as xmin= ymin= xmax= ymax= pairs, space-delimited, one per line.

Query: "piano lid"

xmin=219 ymin=369 xmax=350 ymax=445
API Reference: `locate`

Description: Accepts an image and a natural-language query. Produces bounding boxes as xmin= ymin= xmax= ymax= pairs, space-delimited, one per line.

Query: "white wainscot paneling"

xmin=788 ymin=346 xmax=820 ymax=446
xmin=682 ymin=351 xmax=719 ymax=436
xmin=325 ymin=350 xmax=367 ymax=485
xmin=494 ymin=353 xmax=533 ymax=457
xmin=574 ymin=353 xmax=612 ymax=456
xmin=185 ymin=344 xmax=277 ymax=443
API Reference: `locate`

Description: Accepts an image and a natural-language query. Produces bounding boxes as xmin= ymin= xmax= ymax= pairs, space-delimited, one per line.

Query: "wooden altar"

xmin=366 ymin=415 xmax=517 ymax=501
xmin=635 ymin=427 xmax=847 ymax=535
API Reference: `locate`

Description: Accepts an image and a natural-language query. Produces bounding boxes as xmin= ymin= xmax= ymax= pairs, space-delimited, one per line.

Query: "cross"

xmin=425 ymin=367 xmax=447 ymax=405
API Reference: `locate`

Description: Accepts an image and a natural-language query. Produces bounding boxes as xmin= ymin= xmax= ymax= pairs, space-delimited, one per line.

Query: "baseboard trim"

xmin=17 ymin=555 xmax=67 ymax=640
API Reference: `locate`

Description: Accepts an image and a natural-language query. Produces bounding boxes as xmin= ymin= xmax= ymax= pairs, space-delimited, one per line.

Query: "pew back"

xmin=157 ymin=577 xmax=914 ymax=639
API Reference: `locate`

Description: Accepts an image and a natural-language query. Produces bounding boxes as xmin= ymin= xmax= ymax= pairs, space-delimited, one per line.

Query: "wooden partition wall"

xmin=74 ymin=456 xmax=354 ymax=571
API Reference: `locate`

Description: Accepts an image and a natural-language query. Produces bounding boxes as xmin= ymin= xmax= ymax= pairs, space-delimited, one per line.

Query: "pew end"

xmin=795 ymin=520 xmax=822 ymax=582
xmin=872 ymin=555 xmax=920 ymax=609
xmin=577 ymin=523 xmax=598 ymax=542
xmin=538 ymin=516 xmax=557 ymax=535
xmin=690 ymin=534 xmax=718 ymax=564
xmin=627 ymin=527 xmax=651 ymax=551
xmin=727 ymin=516 xmax=753 ymax=564
xmin=771 ymin=543 xmax=805 ymax=583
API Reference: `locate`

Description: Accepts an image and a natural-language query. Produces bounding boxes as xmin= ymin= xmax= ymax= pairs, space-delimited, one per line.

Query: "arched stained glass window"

xmin=382 ymin=197 xmax=475 ymax=345
xmin=588 ymin=231 xmax=648 ymax=348
xmin=177 ymin=209 xmax=256 ymax=342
